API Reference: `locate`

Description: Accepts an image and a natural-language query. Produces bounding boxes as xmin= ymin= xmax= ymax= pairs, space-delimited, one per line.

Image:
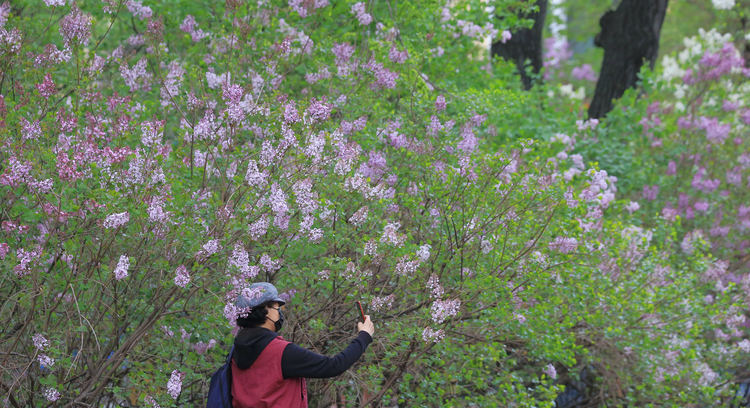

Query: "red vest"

xmin=231 ymin=336 xmax=307 ymax=408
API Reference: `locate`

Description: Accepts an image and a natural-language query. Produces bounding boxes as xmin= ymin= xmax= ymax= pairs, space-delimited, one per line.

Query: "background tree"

xmin=491 ymin=0 xmax=548 ymax=90
xmin=587 ymin=0 xmax=669 ymax=118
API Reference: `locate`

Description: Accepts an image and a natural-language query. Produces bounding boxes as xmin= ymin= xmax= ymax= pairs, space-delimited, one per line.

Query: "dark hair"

xmin=236 ymin=302 xmax=270 ymax=328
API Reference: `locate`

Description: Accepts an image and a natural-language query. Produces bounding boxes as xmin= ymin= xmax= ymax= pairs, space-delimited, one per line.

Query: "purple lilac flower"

xmin=422 ymin=327 xmax=445 ymax=343
xmin=166 ymin=370 xmax=184 ymax=399
xmin=44 ymin=389 xmax=60 ymax=402
xmin=549 ymin=237 xmax=578 ymax=254
xmin=114 ymin=255 xmax=130 ymax=280
xmin=500 ymin=30 xmax=512 ymax=43
xmin=571 ymin=64 xmax=597 ymax=81
xmin=104 ymin=212 xmax=130 ymax=229
xmin=350 ymin=2 xmax=372 ymax=25
xmin=36 ymin=73 xmax=55 ymax=98
xmin=543 ymin=364 xmax=557 ymax=379
xmin=59 ymin=5 xmax=91 ymax=47
xmin=430 ymin=299 xmax=460 ymax=323
xmin=33 ymin=334 xmax=50 ymax=350
xmin=174 ymin=266 xmax=190 ymax=287
xmin=435 ymin=95 xmax=446 ymax=111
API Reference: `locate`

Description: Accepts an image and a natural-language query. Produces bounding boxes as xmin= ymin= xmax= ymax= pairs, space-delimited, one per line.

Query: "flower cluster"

xmin=114 ymin=255 xmax=130 ymax=281
xmin=430 ymin=299 xmax=460 ymax=324
xmin=166 ymin=370 xmax=184 ymax=399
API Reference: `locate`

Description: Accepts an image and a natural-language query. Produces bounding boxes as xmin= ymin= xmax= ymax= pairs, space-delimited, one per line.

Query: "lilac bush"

xmin=0 ymin=1 xmax=745 ymax=407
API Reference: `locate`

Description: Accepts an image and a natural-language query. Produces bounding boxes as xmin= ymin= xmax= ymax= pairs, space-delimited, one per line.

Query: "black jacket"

xmin=233 ymin=327 xmax=372 ymax=379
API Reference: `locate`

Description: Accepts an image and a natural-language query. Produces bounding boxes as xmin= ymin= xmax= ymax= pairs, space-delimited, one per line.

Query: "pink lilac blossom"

xmin=564 ymin=188 xmax=578 ymax=208
xmin=741 ymin=110 xmax=750 ymax=126
xmin=174 ymin=265 xmax=190 ymax=287
xmin=388 ymin=46 xmax=408 ymax=64
xmin=120 ymin=58 xmax=152 ymax=92
xmin=36 ymin=73 xmax=55 ymax=98
xmin=625 ymin=201 xmax=640 ymax=214
xmin=114 ymin=255 xmax=130 ymax=280
xmin=642 ymin=185 xmax=659 ymax=201
xmin=349 ymin=206 xmax=369 ymax=227
xmin=576 ymin=118 xmax=599 ymax=131
xmin=180 ymin=15 xmax=197 ymax=33
xmin=104 ymin=212 xmax=130 ymax=229
xmin=260 ymin=253 xmax=281 ymax=272
xmin=722 ymin=99 xmax=740 ymax=112
xmin=549 ymin=237 xmax=578 ymax=254
xmin=350 ymin=2 xmax=372 ymax=25
xmin=59 ymin=5 xmax=91 ymax=47
xmin=192 ymin=339 xmax=217 ymax=355
xmin=726 ymin=167 xmax=742 ymax=186
xmin=0 ymin=27 xmax=22 ymax=54
xmin=395 ymin=255 xmax=419 ymax=276
xmin=697 ymin=116 xmax=731 ymax=144
xmin=422 ymin=327 xmax=445 ymax=343
xmin=543 ymin=37 xmax=573 ymax=78
xmin=435 ymin=95 xmax=446 ymax=111
xmin=206 ymin=71 xmax=230 ymax=89
xmin=426 ymin=274 xmax=444 ymax=298
xmin=694 ymin=201 xmax=709 ymax=212
xmin=20 ymin=118 xmax=43 ymax=140
xmin=416 ymin=244 xmax=431 ymax=262
xmin=160 ymin=61 xmax=185 ymax=107
xmin=38 ymin=354 xmax=55 ymax=367
xmin=304 ymin=67 xmax=331 ymax=84
xmin=426 ymin=115 xmax=443 ymax=136
xmin=305 ymin=97 xmax=332 ymax=122
xmin=0 ymin=157 xmax=32 ymax=187
xmin=480 ymin=238 xmax=494 ymax=254
xmin=543 ymin=364 xmax=557 ymax=379
xmin=0 ymin=243 xmax=9 ymax=260
xmin=141 ymin=120 xmax=164 ymax=146
xmin=248 ymin=216 xmax=269 ymax=240
xmin=45 ymin=389 xmax=60 ymax=402
xmin=126 ymin=0 xmax=153 ymax=20
xmin=697 ymin=43 xmax=744 ymax=80
xmin=380 ymin=222 xmax=406 ymax=247
xmin=587 ymin=169 xmax=608 ymax=189
xmin=430 ymin=299 xmax=460 ymax=323
xmin=167 ymin=370 xmax=184 ymax=399
xmin=230 ymin=244 xmax=259 ymax=279
xmin=666 ymin=160 xmax=677 ymax=175
xmin=370 ymin=294 xmax=395 ymax=311
xmin=500 ymin=30 xmax=512 ymax=43
xmin=364 ymin=241 xmax=378 ymax=256
xmin=33 ymin=334 xmax=50 ymax=350
xmin=14 ymin=246 xmax=42 ymax=277
xmin=571 ymin=64 xmax=597 ymax=81
xmin=147 ymin=198 xmax=169 ymax=223
xmin=202 ymin=240 xmax=222 ymax=256
xmin=364 ymin=60 xmax=399 ymax=90
xmin=457 ymin=125 xmax=477 ymax=153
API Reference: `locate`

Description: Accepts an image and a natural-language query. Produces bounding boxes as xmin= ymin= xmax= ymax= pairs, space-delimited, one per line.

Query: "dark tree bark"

xmin=588 ymin=0 xmax=668 ymax=119
xmin=491 ymin=0 xmax=548 ymax=90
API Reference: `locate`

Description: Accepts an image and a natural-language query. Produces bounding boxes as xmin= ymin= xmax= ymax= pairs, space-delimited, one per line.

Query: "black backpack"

xmin=206 ymin=346 xmax=234 ymax=408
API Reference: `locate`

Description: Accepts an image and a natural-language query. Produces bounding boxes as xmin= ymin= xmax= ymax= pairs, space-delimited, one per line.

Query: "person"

xmin=231 ymin=282 xmax=375 ymax=408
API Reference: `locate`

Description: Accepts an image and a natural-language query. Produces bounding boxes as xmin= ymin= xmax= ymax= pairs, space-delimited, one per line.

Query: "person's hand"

xmin=358 ymin=315 xmax=374 ymax=337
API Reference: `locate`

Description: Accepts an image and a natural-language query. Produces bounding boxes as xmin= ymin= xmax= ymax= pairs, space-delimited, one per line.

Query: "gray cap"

xmin=235 ymin=282 xmax=286 ymax=309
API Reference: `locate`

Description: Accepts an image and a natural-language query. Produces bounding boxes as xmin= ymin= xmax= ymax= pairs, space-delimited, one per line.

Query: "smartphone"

xmin=356 ymin=301 xmax=366 ymax=323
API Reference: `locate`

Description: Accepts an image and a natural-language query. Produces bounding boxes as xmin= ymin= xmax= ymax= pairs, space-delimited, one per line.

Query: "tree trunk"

xmin=588 ymin=0 xmax=668 ymax=119
xmin=491 ymin=0 xmax=548 ymax=90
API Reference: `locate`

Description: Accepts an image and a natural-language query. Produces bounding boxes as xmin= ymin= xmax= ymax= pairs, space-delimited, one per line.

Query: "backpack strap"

xmin=226 ymin=345 xmax=235 ymax=365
